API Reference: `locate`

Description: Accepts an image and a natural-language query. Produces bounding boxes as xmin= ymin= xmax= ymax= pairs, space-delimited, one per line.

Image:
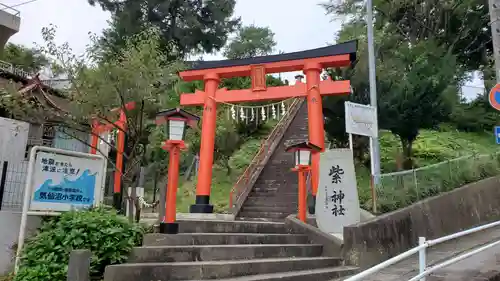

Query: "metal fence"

xmin=376 ymin=153 xmax=500 ymax=213
xmin=0 ymin=160 xmax=29 ymax=211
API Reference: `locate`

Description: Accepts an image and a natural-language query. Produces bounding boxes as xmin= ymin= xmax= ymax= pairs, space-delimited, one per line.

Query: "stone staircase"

xmin=236 ymin=101 xmax=309 ymax=221
xmin=103 ymin=220 xmax=357 ymax=281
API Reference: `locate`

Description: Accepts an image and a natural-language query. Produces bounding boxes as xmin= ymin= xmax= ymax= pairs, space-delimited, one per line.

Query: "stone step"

xmin=248 ymin=193 xmax=298 ymax=198
xmin=176 ymin=220 xmax=290 ymax=234
xmin=103 ymin=257 xmax=342 ymax=281
xmin=245 ymin=198 xmax=298 ymax=204
xmin=237 ymin=211 xmax=291 ymax=219
xmin=240 ymin=206 xmax=296 ymax=213
xmin=143 ymin=233 xmax=309 ymax=246
xmin=251 ymin=189 xmax=297 ymax=194
xmin=129 ymin=244 xmax=323 ymax=263
xmin=252 ymin=187 xmax=278 ymax=192
xmin=245 ymin=199 xmax=298 ymax=206
xmin=181 ymin=266 xmax=359 ymax=281
xmin=235 ymin=217 xmax=285 ymax=222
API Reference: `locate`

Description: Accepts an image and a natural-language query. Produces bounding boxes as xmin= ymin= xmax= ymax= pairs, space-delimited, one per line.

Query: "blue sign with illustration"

xmin=30 ymin=151 xmax=104 ymax=212
xmin=33 ymin=170 xmax=96 ymax=205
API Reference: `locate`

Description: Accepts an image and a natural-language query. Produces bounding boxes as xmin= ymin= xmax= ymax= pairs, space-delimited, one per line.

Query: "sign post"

xmin=15 ymin=146 xmax=105 ymax=273
xmin=315 ymin=149 xmax=361 ymax=235
xmin=344 ymin=101 xmax=378 ymax=212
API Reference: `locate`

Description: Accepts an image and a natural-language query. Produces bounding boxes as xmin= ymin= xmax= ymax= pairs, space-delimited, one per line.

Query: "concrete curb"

xmin=284 ymin=215 xmax=343 ymax=257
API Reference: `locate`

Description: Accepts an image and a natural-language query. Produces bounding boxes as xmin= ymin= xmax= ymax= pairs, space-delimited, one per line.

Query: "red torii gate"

xmin=90 ymin=101 xmax=136 ymax=209
xmin=179 ymin=40 xmax=357 ymax=213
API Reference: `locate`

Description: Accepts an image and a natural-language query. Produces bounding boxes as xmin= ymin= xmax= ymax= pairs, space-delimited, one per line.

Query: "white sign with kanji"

xmin=315 ymin=148 xmax=361 ymax=234
xmin=345 ymin=101 xmax=378 ymax=138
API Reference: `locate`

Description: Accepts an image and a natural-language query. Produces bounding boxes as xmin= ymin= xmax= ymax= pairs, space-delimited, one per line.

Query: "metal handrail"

xmin=344 ymin=219 xmax=500 ymax=281
xmin=0 ymin=60 xmax=33 ymax=79
xmin=229 ymin=98 xmax=302 ymax=211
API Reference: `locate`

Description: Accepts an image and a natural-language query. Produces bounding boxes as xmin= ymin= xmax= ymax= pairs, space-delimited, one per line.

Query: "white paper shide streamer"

xmin=240 ymin=107 xmax=246 ymax=121
xmin=231 ymin=105 xmax=236 ymax=120
xmin=224 ymin=100 xmax=292 ymax=124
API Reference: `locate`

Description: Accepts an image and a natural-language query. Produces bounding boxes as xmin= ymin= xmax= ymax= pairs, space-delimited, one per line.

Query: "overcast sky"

xmin=2 ymin=0 xmax=483 ymax=100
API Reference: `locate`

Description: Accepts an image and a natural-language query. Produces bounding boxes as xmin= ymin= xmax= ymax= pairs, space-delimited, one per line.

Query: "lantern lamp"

xmin=156 ymin=108 xmax=200 ymax=141
xmin=285 ymin=140 xmax=321 ymax=222
xmin=285 ymin=141 xmax=321 ymax=167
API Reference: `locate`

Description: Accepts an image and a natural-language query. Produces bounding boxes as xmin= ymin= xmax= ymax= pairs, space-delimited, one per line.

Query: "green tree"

xmin=87 ymin=0 xmax=240 ymax=62
xmin=451 ymin=93 xmax=500 ymax=132
xmin=1 ymin=25 xmax=183 ymax=194
xmin=223 ymin=25 xmax=277 ymax=59
xmin=323 ymin=17 xmax=459 ymax=169
xmin=377 ymin=41 xmax=457 ymax=168
xmin=323 ymin=0 xmax=491 ymax=71
xmin=2 ymin=43 xmax=50 ymax=73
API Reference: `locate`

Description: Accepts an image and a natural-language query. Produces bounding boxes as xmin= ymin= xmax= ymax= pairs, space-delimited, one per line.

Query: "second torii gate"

xmin=180 ymin=40 xmax=358 ymax=213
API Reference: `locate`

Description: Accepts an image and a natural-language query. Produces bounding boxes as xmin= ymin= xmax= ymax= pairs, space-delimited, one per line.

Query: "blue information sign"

xmin=495 ymin=126 xmax=500 ymax=145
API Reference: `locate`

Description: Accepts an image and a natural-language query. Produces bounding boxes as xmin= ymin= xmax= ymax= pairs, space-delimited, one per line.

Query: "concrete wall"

xmin=0 ymin=211 xmax=41 ymax=274
xmin=343 ymin=176 xmax=500 ymax=268
xmin=0 ymin=9 xmax=20 ymax=51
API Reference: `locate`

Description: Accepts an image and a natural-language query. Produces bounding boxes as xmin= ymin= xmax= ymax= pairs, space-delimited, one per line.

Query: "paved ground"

xmin=359 ymin=225 xmax=500 ymax=281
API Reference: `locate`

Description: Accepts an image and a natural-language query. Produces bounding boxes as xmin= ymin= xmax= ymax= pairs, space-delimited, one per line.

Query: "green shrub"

xmin=14 ymin=208 xmax=144 ymax=281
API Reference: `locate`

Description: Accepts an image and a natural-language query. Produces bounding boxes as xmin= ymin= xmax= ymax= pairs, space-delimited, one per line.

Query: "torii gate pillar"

xmin=190 ymin=73 xmax=220 ymax=213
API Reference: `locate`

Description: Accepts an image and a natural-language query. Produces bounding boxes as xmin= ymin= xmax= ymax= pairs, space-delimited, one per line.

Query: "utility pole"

xmin=366 ymin=0 xmax=381 ymax=192
xmin=489 ymin=0 xmax=500 ymax=83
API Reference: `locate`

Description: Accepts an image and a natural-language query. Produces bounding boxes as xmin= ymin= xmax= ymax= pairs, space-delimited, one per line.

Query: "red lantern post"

xmin=285 ymin=141 xmax=321 ymax=222
xmin=155 ymin=108 xmax=199 ymax=234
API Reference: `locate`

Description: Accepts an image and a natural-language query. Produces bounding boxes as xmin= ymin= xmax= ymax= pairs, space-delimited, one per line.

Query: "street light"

xmin=155 ymin=108 xmax=199 ymax=234
xmin=285 ymin=141 xmax=321 ymax=222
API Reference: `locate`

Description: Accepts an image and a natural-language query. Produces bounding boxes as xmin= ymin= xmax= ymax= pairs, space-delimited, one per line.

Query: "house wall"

xmin=53 ymin=126 xmax=90 ymax=153
xmin=0 ymin=118 xmax=92 ymax=274
xmin=0 ymin=211 xmax=41 ymax=274
xmin=0 ymin=117 xmax=34 ymax=274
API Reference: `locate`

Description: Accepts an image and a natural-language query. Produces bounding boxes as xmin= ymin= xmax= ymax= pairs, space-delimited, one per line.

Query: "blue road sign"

xmin=495 ymin=126 xmax=500 ymax=144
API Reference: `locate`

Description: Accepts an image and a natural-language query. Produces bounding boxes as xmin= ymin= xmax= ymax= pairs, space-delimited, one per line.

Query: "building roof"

xmin=17 ymin=74 xmax=72 ymax=113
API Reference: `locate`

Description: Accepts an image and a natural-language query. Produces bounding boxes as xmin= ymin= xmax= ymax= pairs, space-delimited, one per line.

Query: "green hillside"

xmin=361 ymin=127 xmax=499 ymax=213
xmin=173 ymin=125 xmax=498 ymax=214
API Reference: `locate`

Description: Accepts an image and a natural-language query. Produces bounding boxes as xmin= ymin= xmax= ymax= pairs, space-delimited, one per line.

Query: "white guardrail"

xmin=344 ymin=219 xmax=500 ymax=281
xmin=0 ymin=60 xmax=33 ymax=79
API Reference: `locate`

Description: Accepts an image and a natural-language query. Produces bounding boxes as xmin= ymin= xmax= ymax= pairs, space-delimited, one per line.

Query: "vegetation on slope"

xmin=357 ymin=128 xmax=499 ymax=213
xmin=176 ymin=122 xmax=276 ymax=213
